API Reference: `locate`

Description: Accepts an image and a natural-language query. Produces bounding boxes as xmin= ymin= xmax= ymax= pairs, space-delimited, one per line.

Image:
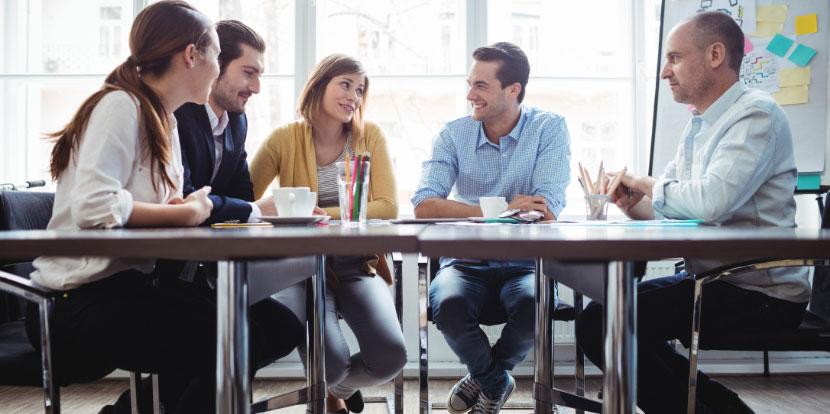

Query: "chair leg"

xmin=129 ymin=371 xmax=141 ymax=414
xmin=686 ymin=279 xmax=705 ymax=414
xmin=573 ymin=292 xmax=585 ymax=414
xmin=763 ymin=350 xmax=770 ymax=377
xmin=394 ymin=254 xmax=404 ymax=414
xmin=419 ymin=257 xmax=431 ymax=414
xmin=38 ymin=298 xmax=59 ymax=414
xmin=151 ymin=374 xmax=161 ymax=414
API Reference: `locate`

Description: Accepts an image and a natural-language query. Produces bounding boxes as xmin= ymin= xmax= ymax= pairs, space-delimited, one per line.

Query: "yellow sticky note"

xmin=779 ymin=67 xmax=811 ymax=87
xmin=773 ymin=86 xmax=809 ymax=105
xmin=795 ymin=13 xmax=818 ymax=35
xmin=757 ymin=5 xmax=788 ymax=23
xmin=756 ymin=22 xmax=784 ymax=37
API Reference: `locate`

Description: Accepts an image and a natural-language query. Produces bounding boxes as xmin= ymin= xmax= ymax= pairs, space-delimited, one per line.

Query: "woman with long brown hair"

xmin=27 ymin=2 xmax=302 ymax=412
xmin=250 ymin=54 xmax=405 ymax=413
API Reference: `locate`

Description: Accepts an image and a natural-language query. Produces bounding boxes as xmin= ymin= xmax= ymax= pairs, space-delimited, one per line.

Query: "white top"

xmin=204 ymin=103 xmax=229 ymax=182
xmin=203 ymin=103 xmax=261 ymax=222
xmin=32 ymin=91 xmax=184 ymax=290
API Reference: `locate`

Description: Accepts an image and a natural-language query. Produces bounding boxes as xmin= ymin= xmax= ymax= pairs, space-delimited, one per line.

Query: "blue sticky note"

xmin=789 ymin=44 xmax=818 ymax=67
xmin=767 ymin=34 xmax=794 ymax=57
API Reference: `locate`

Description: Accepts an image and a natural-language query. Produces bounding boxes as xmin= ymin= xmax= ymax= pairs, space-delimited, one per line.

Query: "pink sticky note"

xmin=744 ymin=38 xmax=754 ymax=53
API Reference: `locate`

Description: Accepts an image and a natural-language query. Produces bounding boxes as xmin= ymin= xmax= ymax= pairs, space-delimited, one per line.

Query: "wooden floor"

xmin=1 ymin=375 xmax=829 ymax=413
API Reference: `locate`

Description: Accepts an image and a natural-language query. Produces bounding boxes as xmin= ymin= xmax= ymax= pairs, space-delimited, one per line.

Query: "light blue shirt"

xmin=412 ymin=105 xmax=571 ymax=268
xmin=653 ymin=81 xmax=809 ymax=303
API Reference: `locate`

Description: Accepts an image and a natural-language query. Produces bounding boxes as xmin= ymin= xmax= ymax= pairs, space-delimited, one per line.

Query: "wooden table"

xmin=418 ymin=223 xmax=830 ymax=414
xmin=0 ymin=224 xmax=423 ymax=414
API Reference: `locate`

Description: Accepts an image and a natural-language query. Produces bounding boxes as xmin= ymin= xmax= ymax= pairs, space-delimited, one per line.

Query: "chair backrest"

xmin=811 ymin=193 xmax=830 ymax=321
xmin=0 ymin=191 xmax=54 ymax=322
xmin=0 ymin=190 xmax=54 ymax=233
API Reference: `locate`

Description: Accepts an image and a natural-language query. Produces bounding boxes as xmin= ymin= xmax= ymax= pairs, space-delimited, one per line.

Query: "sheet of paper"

xmin=694 ymin=0 xmax=757 ymax=34
xmin=756 ymin=21 xmax=784 ymax=37
xmin=778 ymin=67 xmax=811 ymax=87
xmin=788 ymin=43 xmax=817 ymax=67
xmin=767 ymin=33 xmax=795 ymax=57
xmin=773 ymin=85 xmax=809 ymax=105
xmin=795 ymin=13 xmax=818 ymax=35
xmin=741 ymin=38 xmax=780 ymax=93
xmin=756 ymin=5 xmax=788 ymax=23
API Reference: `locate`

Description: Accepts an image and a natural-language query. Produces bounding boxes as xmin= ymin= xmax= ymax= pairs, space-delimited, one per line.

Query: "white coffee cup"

xmin=480 ymin=196 xmax=508 ymax=218
xmin=272 ymin=187 xmax=315 ymax=217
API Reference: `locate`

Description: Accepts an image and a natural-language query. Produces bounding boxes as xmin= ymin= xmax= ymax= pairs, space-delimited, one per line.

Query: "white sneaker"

xmin=447 ymin=374 xmax=482 ymax=413
xmin=469 ymin=374 xmax=515 ymax=414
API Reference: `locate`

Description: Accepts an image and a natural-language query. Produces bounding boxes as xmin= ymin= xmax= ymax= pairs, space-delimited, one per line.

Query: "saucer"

xmin=259 ymin=215 xmax=330 ymax=225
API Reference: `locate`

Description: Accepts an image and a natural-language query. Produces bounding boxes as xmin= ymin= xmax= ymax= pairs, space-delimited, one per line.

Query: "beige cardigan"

xmin=249 ymin=120 xmax=398 ymax=284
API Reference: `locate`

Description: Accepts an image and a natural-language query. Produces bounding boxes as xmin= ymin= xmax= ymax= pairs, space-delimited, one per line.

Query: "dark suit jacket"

xmin=175 ymin=102 xmax=254 ymax=225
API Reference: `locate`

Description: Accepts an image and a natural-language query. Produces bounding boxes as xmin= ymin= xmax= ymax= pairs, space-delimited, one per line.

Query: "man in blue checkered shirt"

xmin=411 ymin=42 xmax=570 ymax=414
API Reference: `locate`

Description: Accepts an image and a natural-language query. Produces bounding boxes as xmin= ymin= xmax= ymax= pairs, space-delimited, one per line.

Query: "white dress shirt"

xmin=32 ymin=91 xmax=184 ymax=290
xmin=652 ymin=82 xmax=810 ymax=303
xmin=204 ymin=104 xmax=261 ymax=222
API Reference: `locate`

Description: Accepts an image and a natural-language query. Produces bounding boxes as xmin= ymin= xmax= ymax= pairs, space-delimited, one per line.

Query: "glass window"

xmin=34 ymin=0 xmax=133 ymax=74
xmin=149 ymin=0 xmax=294 ymax=75
xmin=367 ymin=78 xmax=468 ymax=215
xmin=316 ymin=0 xmax=466 ymax=75
xmin=487 ymin=0 xmax=633 ymax=78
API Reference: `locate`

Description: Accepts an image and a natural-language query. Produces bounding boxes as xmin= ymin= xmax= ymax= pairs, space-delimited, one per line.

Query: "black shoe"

xmin=345 ymin=390 xmax=365 ymax=413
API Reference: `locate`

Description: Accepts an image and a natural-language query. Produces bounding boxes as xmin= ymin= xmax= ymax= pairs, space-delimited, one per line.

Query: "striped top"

xmin=316 ymin=135 xmax=353 ymax=208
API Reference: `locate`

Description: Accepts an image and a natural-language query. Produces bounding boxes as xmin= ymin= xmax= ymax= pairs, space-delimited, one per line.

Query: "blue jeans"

xmin=429 ymin=262 xmax=537 ymax=397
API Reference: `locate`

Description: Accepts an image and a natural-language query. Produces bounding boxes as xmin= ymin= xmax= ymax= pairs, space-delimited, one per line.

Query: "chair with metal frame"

xmin=396 ymin=255 xmax=601 ymax=414
xmin=0 ymin=190 xmax=158 ymax=414
xmin=684 ymin=194 xmax=830 ymax=414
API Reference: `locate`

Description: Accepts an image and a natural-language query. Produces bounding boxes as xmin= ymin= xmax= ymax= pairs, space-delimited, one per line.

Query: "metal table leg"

xmin=419 ymin=257 xmax=431 ymax=414
xmin=217 ymin=261 xmax=251 ymax=414
xmin=602 ymin=261 xmax=637 ymax=414
xmin=534 ymin=258 xmax=553 ymax=414
xmin=307 ymin=255 xmax=327 ymax=414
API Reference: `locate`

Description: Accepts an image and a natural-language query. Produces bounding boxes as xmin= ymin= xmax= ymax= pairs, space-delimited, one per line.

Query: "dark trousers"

xmin=575 ymin=273 xmax=807 ymax=414
xmin=26 ymin=269 xmax=304 ymax=413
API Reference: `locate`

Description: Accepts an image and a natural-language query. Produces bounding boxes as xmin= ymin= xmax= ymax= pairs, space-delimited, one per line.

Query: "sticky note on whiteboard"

xmin=767 ymin=34 xmax=794 ymax=57
xmin=795 ymin=13 xmax=818 ymax=36
xmin=773 ymin=86 xmax=809 ymax=105
xmin=788 ymin=44 xmax=817 ymax=67
xmin=778 ymin=67 xmax=811 ymax=87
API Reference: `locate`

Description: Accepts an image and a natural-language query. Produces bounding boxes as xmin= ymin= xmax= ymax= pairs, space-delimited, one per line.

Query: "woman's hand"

xmin=182 ymin=186 xmax=213 ymax=226
xmin=313 ymin=206 xmax=327 ymax=216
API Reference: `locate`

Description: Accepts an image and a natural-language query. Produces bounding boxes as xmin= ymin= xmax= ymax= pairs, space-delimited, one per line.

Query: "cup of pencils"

xmin=577 ymin=161 xmax=626 ymax=221
xmin=336 ymin=154 xmax=371 ymax=226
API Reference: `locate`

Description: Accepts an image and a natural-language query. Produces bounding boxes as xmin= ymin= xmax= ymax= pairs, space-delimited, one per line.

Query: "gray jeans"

xmin=273 ymin=273 xmax=407 ymax=399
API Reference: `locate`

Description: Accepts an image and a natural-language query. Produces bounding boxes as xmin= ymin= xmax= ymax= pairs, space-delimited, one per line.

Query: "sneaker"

xmin=469 ymin=374 xmax=515 ymax=414
xmin=447 ymin=374 xmax=483 ymax=413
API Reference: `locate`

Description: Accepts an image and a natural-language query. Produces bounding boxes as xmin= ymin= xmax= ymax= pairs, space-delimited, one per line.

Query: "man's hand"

xmin=254 ymin=195 xmax=277 ymax=216
xmin=508 ymin=195 xmax=554 ymax=220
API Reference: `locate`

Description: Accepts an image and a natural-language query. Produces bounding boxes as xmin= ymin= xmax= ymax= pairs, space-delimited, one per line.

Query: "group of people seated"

xmin=23 ymin=1 xmax=810 ymax=413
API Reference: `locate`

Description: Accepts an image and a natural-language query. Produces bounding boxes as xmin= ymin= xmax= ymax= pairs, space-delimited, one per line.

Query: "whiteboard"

xmin=650 ymin=0 xmax=829 ymax=176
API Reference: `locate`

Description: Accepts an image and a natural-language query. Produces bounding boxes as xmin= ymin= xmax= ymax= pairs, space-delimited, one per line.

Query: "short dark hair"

xmin=689 ymin=11 xmax=744 ymax=73
xmin=216 ymin=20 xmax=265 ymax=76
xmin=472 ymin=42 xmax=530 ymax=103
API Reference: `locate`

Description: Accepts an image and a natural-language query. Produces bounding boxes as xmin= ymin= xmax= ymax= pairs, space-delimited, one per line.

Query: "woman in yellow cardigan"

xmin=249 ymin=54 xmax=405 ymax=414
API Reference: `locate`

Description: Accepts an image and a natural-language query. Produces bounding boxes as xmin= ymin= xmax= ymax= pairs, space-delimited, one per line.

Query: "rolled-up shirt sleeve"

xmin=69 ymin=92 xmax=140 ymax=229
xmin=411 ymin=127 xmax=458 ymax=208
xmin=532 ymin=116 xmax=570 ymax=218
xmin=652 ymin=108 xmax=775 ymax=222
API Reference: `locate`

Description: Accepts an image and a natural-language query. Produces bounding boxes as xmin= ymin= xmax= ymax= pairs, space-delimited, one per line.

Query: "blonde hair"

xmin=297 ymin=54 xmax=369 ymax=148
